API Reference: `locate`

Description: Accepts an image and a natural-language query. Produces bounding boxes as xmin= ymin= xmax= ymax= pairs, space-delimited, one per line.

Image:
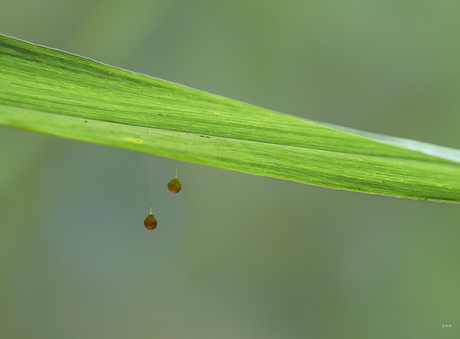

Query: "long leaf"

xmin=0 ymin=34 xmax=459 ymax=203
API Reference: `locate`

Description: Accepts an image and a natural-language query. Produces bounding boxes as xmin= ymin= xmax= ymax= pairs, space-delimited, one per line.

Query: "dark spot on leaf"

xmin=206 ymin=136 xmax=210 ymax=138
xmin=159 ymin=114 xmax=163 ymax=116
xmin=84 ymin=121 xmax=87 ymax=123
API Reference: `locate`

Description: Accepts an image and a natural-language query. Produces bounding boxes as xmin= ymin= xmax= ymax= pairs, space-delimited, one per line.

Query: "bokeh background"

xmin=1 ymin=1 xmax=459 ymax=338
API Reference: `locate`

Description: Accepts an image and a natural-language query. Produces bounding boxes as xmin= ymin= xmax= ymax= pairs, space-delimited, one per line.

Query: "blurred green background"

xmin=1 ymin=0 xmax=459 ymax=338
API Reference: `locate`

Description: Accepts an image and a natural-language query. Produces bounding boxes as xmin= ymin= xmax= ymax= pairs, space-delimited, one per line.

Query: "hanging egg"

xmin=167 ymin=177 xmax=182 ymax=194
xmin=144 ymin=213 xmax=157 ymax=230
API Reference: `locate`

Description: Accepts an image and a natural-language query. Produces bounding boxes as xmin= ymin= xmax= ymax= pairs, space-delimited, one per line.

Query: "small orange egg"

xmin=167 ymin=177 xmax=182 ymax=194
xmin=144 ymin=213 xmax=157 ymax=230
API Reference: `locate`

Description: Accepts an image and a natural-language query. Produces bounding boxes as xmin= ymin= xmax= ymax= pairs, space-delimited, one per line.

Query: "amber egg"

xmin=167 ymin=177 xmax=182 ymax=194
xmin=144 ymin=213 xmax=157 ymax=230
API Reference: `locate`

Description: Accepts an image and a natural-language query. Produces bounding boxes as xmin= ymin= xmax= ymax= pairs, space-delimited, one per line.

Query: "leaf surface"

xmin=1 ymin=34 xmax=459 ymax=202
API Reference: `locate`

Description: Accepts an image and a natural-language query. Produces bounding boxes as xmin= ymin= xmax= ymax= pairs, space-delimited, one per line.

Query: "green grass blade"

xmin=1 ymin=34 xmax=459 ymax=203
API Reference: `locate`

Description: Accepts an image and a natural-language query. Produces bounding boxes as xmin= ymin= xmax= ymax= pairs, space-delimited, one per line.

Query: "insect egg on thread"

xmin=168 ymin=177 xmax=182 ymax=194
xmin=168 ymin=130 xmax=182 ymax=194
xmin=144 ymin=208 xmax=157 ymax=230
xmin=142 ymin=113 xmax=157 ymax=230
